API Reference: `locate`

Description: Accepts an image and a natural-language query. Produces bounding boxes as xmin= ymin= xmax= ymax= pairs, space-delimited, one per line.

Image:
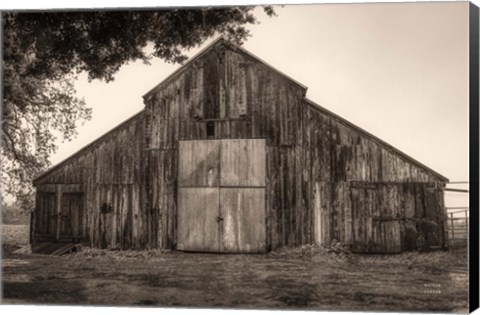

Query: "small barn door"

xmin=59 ymin=193 xmax=84 ymax=242
xmin=98 ymin=185 xmax=114 ymax=249
xmin=35 ymin=192 xmax=57 ymax=241
xmin=350 ymin=185 xmax=401 ymax=253
xmin=350 ymin=183 xmax=446 ymax=253
xmin=420 ymin=186 xmax=445 ymax=249
xmin=177 ymin=139 xmax=266 ymax=253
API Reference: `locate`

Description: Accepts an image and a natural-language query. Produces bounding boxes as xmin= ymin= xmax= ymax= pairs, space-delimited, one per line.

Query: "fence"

xmin=446 ymin=207 xmax=468 ymax=246
xmin=444 ymin=181 xmax=469 ymax=247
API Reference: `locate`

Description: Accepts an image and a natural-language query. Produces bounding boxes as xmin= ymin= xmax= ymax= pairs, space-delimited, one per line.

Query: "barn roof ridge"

xmin=304 ymin=98 xmax=449 ymax=182
xmin=142 ymin=36 xmax=307 ymax=100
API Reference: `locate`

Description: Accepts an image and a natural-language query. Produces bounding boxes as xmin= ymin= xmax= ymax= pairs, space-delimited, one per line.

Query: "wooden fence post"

xmin=450 ymin=212 xmax=454 ymax=244
xmin=465 ymin=210 xmax=468 ymax=230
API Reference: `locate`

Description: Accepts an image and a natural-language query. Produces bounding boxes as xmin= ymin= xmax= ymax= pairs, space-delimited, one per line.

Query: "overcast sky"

xmin=5 ymin=1 xmax=473 ymax=207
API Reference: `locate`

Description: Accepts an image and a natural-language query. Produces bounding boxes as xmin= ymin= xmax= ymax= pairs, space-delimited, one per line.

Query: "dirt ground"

xmin=1 ymin=240 xmax=468 ymax=313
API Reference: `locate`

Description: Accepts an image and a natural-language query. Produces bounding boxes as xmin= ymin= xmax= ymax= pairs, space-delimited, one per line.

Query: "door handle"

xmin=217 ymin=216 xmax=224 ymax=223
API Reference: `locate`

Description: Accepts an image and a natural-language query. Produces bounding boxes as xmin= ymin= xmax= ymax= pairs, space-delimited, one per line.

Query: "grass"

xmin=269 ymin=241 xmax=467 ymax=275
xmin=68 ymin=247 xmax=170 ymax=262
xmin=2 ymin=224 xmax=30 ymax=256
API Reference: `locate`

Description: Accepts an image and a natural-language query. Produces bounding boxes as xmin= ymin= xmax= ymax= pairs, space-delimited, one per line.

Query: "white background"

xmin=1 ymin=1 xmax=479 ymax=315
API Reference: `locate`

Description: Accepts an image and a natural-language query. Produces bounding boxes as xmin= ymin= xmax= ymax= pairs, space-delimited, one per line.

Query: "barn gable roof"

xmin=33 ymin=37 xmax=448 ymax=184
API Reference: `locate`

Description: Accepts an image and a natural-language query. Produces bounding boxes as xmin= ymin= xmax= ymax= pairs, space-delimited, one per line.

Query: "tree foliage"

xmin=2 ymin=7 xmax=275 ymax=211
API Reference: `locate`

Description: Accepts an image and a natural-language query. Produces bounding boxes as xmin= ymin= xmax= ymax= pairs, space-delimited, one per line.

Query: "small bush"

xmin=269 ymin=240 xmax=352 ymax=263
xmin=323 ymin=239 xmax=351 ymax=255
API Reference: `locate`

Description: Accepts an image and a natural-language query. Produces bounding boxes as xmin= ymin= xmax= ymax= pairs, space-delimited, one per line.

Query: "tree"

xmin=1 ymin=7 xmax=275 ymax=211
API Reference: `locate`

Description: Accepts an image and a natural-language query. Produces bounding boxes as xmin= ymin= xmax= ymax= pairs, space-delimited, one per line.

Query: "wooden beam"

xmin=55 ymin=185 xmax=62 ymax=241
xmin=443 ymin=188 xmax=469 ymax=193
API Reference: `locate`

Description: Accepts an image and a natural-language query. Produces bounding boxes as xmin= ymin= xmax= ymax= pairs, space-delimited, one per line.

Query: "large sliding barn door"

xmin=177 ymin=139 xmax=266 ymax=253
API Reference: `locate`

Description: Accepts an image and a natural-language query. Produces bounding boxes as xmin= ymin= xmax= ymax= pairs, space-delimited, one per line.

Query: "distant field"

xmin=1 ymin=225 xmax=29 ymax=246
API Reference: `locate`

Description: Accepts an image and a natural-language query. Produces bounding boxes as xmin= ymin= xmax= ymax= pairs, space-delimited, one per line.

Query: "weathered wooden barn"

xmin=32 ymin=38 xmax=449 ymax=253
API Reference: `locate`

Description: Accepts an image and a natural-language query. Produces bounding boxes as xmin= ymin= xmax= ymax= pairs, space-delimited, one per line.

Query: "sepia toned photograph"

xmin=1 ymin=1 xmax=477 ymax=314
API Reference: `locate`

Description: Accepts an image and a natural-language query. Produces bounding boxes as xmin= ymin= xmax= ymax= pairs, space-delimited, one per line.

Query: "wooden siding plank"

xmin=313 ymin=181 xmax=331 ymax=245
xmin=224 ymin=50 xmax=248 ymax=119
xmin=350 ymin=187 xmax=366 ymax=251
xmin=423 ymin=186 xmax=442 ymax=247
xmin=98 ymin=185 xmax=112 ymax=249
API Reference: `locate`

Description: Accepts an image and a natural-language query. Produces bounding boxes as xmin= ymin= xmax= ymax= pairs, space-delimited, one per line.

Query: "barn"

xmin=32 ymin=38 xmax=449 ymax=254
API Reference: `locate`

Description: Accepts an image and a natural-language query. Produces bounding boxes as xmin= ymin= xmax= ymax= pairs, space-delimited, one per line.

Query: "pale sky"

xmin=7 ymin=1 xmax=473 ymax=207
